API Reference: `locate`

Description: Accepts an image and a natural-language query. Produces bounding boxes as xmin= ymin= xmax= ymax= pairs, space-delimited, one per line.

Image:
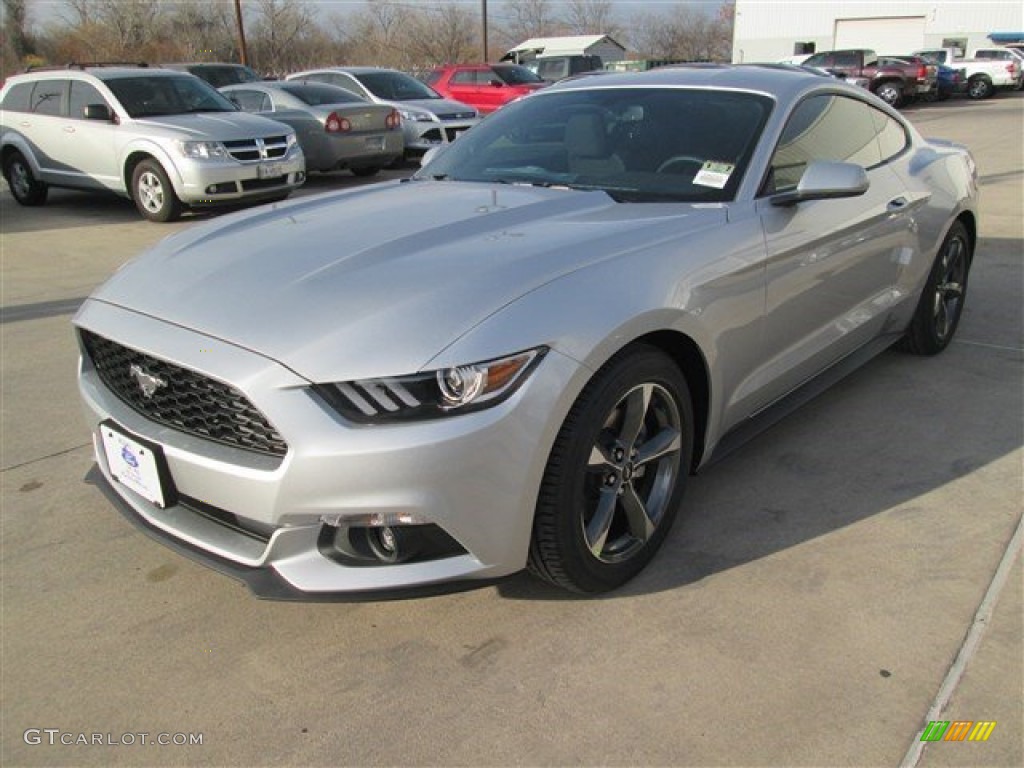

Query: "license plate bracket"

xmin=258 ymin=162 xmax=282 ymax=179
xmin=99 ymin=421 xmax=176 ymax=508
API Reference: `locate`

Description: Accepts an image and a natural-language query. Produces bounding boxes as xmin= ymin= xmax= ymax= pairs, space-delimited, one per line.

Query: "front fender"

xmin=117 ymin=139 xmax=185 ymax=196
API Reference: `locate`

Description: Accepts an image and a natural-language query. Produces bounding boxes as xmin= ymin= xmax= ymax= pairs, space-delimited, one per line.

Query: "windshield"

xmin=278 ymin=83 xmax=364 ymax=105
xmin=417 ymin=87 xmax=772 ymax=203
xmin=354 ymin=71 xmax=442 ymax=100
xmin=107 ymin=75 xmax=237 ymax=117
xmin=494 ymin=65 xmax=545 ymax=85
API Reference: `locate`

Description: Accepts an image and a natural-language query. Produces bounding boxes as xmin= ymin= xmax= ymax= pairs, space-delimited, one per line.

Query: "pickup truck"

xmin=801 ymin=49 xmax=925 ymax=107
xmin=914 ymin=48 xmax=1021 ymax=98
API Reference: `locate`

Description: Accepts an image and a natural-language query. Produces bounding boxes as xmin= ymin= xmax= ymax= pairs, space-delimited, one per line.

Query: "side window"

xmin=29 ymin=80 xmax=67 ymax=116
xmin=68 ymin=81 xmax=108 ymax=119
xmin=803 ymin=53 xmax=830 ymax=68
xmin=451 ymin=70 xmax=476 ymax=85
xmin=335 ymin=75 xmax=369 ymax=99
xmin=833 ymin=52 xmax=860 ymax=68
xmin=1 ymin=82 xmax=34 ymax=112
xmin=767 ymin=94 xmax=882 ymax=193
xmin=870 ymin=106 xmax=909 ymax=162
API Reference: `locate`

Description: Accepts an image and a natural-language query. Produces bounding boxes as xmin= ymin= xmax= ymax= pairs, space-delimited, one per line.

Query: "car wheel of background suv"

xmin=350 ymin=166 xmax=381 ymax=177
xmin=131 ymin=159 xmax=182 ymax=222
xmin=529 ymin=345 xmax=694 ymax=593
xmin=3 ymin=150 xmax=48 ymax=206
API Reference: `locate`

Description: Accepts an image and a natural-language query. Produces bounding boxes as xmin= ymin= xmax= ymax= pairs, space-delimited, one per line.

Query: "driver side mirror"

xmin=83 ymin=103 xmax=114 ymax=122
xmin=771 ymin=160 xmax=869 ymax=206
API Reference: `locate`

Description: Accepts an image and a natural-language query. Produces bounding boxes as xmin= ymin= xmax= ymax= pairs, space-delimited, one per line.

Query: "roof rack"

xmin=25 ymin=61 xmax=149 ymax=72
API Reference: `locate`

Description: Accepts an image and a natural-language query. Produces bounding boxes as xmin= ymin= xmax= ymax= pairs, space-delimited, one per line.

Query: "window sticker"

xmin=693 ymin=161 xmax=735 ymax=189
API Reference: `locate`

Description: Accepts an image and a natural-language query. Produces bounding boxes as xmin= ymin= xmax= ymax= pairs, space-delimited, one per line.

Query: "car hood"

xmin=131 ymin=111 xmax=292 ymax=140
xmin=88 ymin=181 xmax=726 ymax=382
xmin=396 ymin=97 xmax=478 ymax=117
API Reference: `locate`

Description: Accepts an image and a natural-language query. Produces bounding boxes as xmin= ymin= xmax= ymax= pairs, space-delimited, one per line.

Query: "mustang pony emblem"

xmin=129 ymin=363 xmax=166 ymax=399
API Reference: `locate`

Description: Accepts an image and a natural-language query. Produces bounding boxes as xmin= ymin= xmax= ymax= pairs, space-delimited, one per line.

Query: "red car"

xmin=423 ymin=64 xmax=546 ymax=114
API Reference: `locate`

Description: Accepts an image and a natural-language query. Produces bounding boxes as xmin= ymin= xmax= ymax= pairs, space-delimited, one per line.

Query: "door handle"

xmin=887 ymin=196 xmax=908 ymax=210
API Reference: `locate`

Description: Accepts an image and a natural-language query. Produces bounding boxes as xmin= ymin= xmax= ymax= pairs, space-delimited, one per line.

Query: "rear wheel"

xmin=131 ymin=159 xmax=182 ymax=222
xmin=351 ymin=166 xmax=381 ymax=178
xmin=529 ymin=345 xmax=693 ymax=593
xmin=3 ymin=151 xmax=48 ymax=206
xmin=875 ymin=82 xmax=903 ymax=107
xmin=898 ymin=221 xmax=971 ymax=355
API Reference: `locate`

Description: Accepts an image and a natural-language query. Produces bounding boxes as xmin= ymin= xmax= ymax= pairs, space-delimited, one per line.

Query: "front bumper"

xmin=74 ymin=299 xmax=579 ymax=597
xmin=403 ymin=118 xmax=479 ymax=153
xmin=175 ymin=146 xmax=305 ymax=204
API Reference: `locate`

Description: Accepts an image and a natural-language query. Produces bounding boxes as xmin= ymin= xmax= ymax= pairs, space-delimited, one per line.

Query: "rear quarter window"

xmin=29 ymin=80 xmax=67 ymax=116
xmin=1 ymin=82 xmax=34 ymax=112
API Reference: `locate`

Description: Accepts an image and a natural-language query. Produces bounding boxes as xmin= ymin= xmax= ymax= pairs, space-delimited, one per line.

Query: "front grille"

xmin=81 ymin=330 xmax=288 ymax=458
xmin=223 ymin=136 xmax=290 ymax=162
xmin=437 ymin=112 xmax=476 ymax=121
xmin=444 ymin=127 xmax=468 ymax=142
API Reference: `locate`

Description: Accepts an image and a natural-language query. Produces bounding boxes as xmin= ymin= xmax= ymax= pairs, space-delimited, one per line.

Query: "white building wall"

xmin=732 ymin=1 xmax=1024 ymax=62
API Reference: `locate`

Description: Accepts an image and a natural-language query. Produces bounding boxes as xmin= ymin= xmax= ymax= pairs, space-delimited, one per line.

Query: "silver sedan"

xmin=74 ymin=65 xmax=978 ymax=597
xmin=221 ymin=81 xmax=404 ymax=175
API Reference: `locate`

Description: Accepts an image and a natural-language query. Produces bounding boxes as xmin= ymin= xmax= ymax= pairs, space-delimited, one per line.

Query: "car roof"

xmin=544 ymin=63 xmax=864 ymax=102
xmin=8 ymin=66 xmax=188 ymax=82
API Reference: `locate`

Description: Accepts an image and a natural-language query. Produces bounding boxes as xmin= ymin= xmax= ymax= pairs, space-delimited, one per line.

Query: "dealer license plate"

xmin=364 ymin=136 xmax=385 ymax=150
xmin=100 ymin=424 xmax=167 ymax=508
xmin=258 ymin=162 xmax=282 ymax=179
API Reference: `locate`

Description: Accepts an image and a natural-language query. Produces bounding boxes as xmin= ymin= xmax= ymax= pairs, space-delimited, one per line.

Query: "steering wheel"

xmin=656 ymin=155 xmax=704 ymax=175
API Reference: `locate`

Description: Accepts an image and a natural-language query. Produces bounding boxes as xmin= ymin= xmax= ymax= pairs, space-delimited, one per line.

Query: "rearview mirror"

xmin=771 ymin=160 xmax=869 ymax=206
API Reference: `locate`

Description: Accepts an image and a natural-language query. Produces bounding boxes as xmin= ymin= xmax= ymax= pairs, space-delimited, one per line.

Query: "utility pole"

xmin=482 ymin=0 xmax=489 ymax=61
xmin=234 ymin=0 xmax=249 ymax=66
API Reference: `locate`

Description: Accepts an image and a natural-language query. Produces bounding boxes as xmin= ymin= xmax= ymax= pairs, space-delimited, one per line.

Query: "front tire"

xmin=529 ymin=345 xmax=694 ymax=593
xmin=131 ymin=159 xmax=182 ymax=222
xmin=967 ymin=76 xmax=994 ymax=100
xmin=898 ymin=221 xmax=971 ymax=355
xmin=3 ymin=151 xmax=48 ymax=206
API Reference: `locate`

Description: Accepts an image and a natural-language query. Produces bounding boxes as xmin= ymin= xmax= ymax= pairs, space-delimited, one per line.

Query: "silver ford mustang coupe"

xmin=74 ymin=65 xmax=978 ymax=598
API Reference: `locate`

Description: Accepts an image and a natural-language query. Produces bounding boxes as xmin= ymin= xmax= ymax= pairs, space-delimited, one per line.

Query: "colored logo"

xmin=920 ymin=720 xmax=996 ymax=742
xmin=121 ymin=445 xmax=139 ymax=468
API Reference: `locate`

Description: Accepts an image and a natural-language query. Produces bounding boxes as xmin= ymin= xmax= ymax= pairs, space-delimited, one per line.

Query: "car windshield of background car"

xmin=417 ymin=87 xmax=772 ymax=203
xmin=356 ymin=72 xmax=443 ymax=100
xmin=279 ymin=83 xmax=366 ymax=106
xmin=106 ymin=76 xmax=237 ymax=118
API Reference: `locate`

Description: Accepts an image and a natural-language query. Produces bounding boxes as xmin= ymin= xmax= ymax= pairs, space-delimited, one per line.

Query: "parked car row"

xmin=791 ymin=46 xmax=1022 ymax=106
xmin=1 ymin=62 xmax=487 ymax=222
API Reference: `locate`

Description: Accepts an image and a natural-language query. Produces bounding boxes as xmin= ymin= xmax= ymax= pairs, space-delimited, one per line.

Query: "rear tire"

xmin=898 ymin=221 xmax=971 ymax=355
xmin=3 ymin=151 xmax=48 ymax=206
xmin=131 ymin=159 xmax=182 ymax=222
xmin=528 ymin=345 xmax=693 ymax=593
xmin=351 ymin=166 xmax=381 ymax=178
xmin=875 ymin=82 xmax=904 ymax=108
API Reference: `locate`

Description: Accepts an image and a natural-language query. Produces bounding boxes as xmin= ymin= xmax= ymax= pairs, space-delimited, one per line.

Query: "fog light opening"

xmin=368 ymin=526 xmax=416 ymax=564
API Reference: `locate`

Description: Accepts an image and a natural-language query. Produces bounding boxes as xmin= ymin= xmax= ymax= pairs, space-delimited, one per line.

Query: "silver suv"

xmin=0 ymin=65 xmax=305 ymax=221
xmin=286 ymin=67 xmax=479 ymax=157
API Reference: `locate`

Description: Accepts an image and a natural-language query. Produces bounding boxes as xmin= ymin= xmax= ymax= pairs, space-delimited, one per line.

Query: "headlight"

xmin=398 ymin=108 xmax=436 ymax=123
xmin=286 ymin=132 xmax=298 ymax=147
xmin=315 ymin=347 xmax=546 ymax=423
xmin=178 ymin=140 xmax=229 ymax=160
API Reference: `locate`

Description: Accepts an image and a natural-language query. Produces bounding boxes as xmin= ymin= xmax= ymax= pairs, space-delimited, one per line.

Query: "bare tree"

xmin=564 ymin=0 xmax=618 ymax=37
xmin=248 ymin=0 xmax=318 ymax=75
xmin=632 ymin=2 xmax=733 ymax=62
xmin=340 ymin=0 xmax=413 ymax=68
xmin=166 ymin=1 xmax=238 ymax=62
xmin=403 ymin=3 xmax=479 ymax=67
xmin=502 ymin=0 xmax=561 ymax=45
